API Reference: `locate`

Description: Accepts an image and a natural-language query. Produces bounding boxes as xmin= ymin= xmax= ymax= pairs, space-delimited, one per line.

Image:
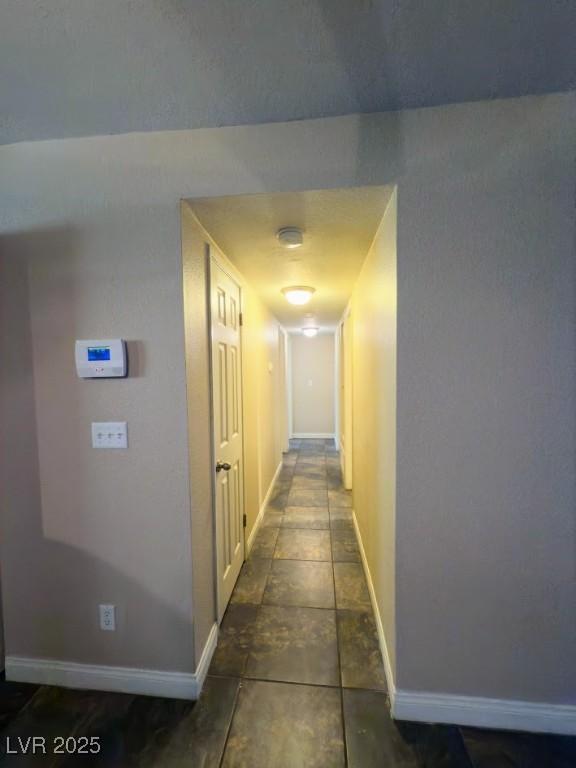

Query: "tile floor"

xmin=0 ymin=439 xmax=575 ymax=766
xmin=208 ymin=438 xmax=469 ymax=767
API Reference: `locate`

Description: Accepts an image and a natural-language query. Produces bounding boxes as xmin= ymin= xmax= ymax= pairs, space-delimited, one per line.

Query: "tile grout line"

xmin=217 ymin=674 xmax=243 ymax=768
xmin=328 ymin=486 xmax=350 ymax=768
xmin=209 ymin=671 xmax=391 ymax=696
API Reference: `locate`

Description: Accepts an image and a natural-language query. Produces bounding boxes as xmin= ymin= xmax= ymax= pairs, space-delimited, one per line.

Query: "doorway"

xmin=338 ymin=307 xmax=353 ymax=490
xmin=181 ymin=185 xmax=394 ymax=628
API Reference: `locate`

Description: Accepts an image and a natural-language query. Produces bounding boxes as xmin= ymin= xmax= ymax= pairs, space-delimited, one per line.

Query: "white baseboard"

xmin=352 ymin=510 xmax=576 ymax=736
xmin=393 ymin=690 xmax=576 ymax=736
xmin=5 ymin=622 xmax=218 ymax=701
xmin=192 ymin=621 xmax=218 ymax=697
xmin=246 ymin=460 xmax=282 ymax=555
xmin=291 ymin=432 xmax=335 ymax=439
xmin=351 ymin=510 xmax=396 ymax=700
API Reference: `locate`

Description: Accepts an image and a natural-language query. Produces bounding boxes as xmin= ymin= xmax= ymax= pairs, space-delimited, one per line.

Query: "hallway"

xmin=206 ymin=438 xmax=470 ymax=767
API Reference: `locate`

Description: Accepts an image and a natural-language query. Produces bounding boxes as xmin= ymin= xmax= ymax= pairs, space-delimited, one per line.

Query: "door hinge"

xmin=239 ymin=312 xmax=243 ymax=327
xmin=243 ymin=513 xmax=247 ymax=528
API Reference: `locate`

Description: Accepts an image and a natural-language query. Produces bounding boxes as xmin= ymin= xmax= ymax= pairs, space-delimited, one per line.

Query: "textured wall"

xmin=2 ymin=1 xmax=575 ymax=144
xmin=236 ymin=279 xmax=283 ymax=530
xmin=350 ymin=188 xmax=397 ymax=673
xmin=395 ymin=94 xmax=576 ymax=703
xmin=0 ymin=246 xmax=43 ymax=668
xmin=0 ymin=209 xmax=195 ymax=671
xmin=291 ymin=333 xmax=336 ymax=436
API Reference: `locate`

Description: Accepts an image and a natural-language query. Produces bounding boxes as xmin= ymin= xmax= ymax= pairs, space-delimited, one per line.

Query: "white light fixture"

xmin=277 ymin=226 xmax=303 ymax=249
xmin=281 ymin=285 xmax=315 ymax=305
xmin=302 ymin=327 xmax=319 ymax=338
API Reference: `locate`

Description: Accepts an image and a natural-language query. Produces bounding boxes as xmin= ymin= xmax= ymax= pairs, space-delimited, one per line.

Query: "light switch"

xmin=92 ymin=422 xmax=128 ymax=449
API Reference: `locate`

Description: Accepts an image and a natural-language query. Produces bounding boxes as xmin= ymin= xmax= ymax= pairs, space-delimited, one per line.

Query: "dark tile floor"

xmin=1 ymin=439 xmax=575 ymax=766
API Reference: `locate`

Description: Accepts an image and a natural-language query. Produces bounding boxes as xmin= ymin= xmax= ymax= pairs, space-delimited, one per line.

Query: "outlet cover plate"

xmin=99 ymin=604 xmax=116 ymax=631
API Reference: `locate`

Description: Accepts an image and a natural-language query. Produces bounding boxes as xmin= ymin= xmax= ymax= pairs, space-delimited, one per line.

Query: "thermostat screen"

xmin=87 ymin=346 xmax=111 ymax=362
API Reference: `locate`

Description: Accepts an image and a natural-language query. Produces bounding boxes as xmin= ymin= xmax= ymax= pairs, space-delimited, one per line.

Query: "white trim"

xmin=246 ymin=460 xmax=283 ymax=555
xmin=192 ymin=621 xmax=219 ymax=696
xmin=5 ymin=623 xmax=218 ymax=702
xmin=352 ymin=509 xmax=396 ymax=700
xmin=278 ymin=326 xmax=290 ymax=453
xmin=333 ymin=329 xmax=340 ymax=451
xmin=352 ymin=510 xmax=576 ymax=736
xmin=291 ymin=432 xmax=335 ymax=439
xmin=287 ymin=333 xmax=294 ymax=438
xmin=393 ymin=690 xmax=576 ymax=736
xmin=6 ymin=657 xmax=199 ymax=699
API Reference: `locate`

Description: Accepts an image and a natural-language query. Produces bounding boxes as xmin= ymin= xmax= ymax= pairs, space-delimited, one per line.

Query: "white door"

xmin=210 ymin=255 xmax=245 ymax=620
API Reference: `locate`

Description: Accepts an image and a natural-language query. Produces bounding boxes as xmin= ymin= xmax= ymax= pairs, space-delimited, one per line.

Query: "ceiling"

xmin=1 ymin=1 xmax=575 ymax=145
xmin=190 ymin=186 xmax=393 ymax=329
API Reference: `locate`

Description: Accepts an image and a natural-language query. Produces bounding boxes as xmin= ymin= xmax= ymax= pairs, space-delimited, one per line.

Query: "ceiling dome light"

xmin=302 ymin=327 xmax=319 ymax=338
xmin=277 ymin=227 xmax=304 ymax=249
xmin=281 ymin=285 xmax=315 ymax=305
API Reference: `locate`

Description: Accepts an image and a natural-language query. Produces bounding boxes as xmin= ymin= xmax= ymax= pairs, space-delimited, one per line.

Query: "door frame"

xmin=338 ymin=305 xmax=353 ymax=489
xmin=286 ymin=332 xmax=294 ymax=439
xmin=206 ymin=246 xmax=247 ymax=622
xmin=277 ymin=327 xmax=290 ymax=453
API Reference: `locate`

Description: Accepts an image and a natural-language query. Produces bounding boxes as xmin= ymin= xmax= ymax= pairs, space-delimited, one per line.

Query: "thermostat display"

xmin=88 ymin=347 xmax=111 ymax=362
xmin=76 ymin=339 xmax=127 ymax=378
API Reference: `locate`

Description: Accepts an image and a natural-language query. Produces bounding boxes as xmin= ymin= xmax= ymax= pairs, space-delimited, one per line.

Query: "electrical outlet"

xmin=99 ymin=604 xmax=116 ymax=631
xmin=92 ymin=422 xmax=128 ymax=449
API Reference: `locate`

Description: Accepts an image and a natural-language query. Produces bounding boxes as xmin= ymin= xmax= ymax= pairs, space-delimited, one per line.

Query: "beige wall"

xmin=290 ymin=333 xmax=335 ymax=437
xmin=240 ymin=279 xmax=284 ymax=533
xmin=0 ymin=246 xmax=41 ymax=669
xmin=0 ymin=218 xmax=195 ymax=673
xmin=395 ymin=94 xmax=576 ymax=703
xmin=349 ymin=188 xmax=397 ymax=673
xmin=0 ymin=92 xmax=574 ymax=713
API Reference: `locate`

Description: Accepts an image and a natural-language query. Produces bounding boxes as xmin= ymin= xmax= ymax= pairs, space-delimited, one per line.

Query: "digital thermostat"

xmin=75 ymin=339 xmax=127 ymax=378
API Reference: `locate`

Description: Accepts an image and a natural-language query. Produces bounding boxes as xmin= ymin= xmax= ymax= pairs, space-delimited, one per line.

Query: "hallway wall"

xmin=395 ymin=94 xmax=576 ymax=708
xmin=349 ymin=188 xmax=397 ymax=675
xmin=241 ymin=280 xmax=284 ymax=532
xmin=290 ymin=333 xmax=336 ymax=438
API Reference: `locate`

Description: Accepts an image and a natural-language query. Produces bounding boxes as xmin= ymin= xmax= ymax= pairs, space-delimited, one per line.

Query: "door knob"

xmin=216 ymin=461 xmax=231 ymax=473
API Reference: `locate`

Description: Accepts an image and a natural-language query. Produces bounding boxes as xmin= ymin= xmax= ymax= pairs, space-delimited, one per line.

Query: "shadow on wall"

xmin=199 ymin=2 xmax=407 ymax=196
xmin=318 ymin=0 xmax=406 ymax=184
xmin=0 ymin=229 xmax=194 ymax=671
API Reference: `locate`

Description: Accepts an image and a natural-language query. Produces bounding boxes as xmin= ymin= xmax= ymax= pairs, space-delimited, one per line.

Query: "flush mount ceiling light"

xmin=281 ymin=285 xmax=315 ymax=305
xmin=302 ymin=326 xmax=319 ymax=338
xmin=277 ymin=226 xmax=304 ymax=249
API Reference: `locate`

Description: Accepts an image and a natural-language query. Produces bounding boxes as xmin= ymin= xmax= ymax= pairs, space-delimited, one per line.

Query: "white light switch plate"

xmin=92 ymin=422 xmax=128 ymax=449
